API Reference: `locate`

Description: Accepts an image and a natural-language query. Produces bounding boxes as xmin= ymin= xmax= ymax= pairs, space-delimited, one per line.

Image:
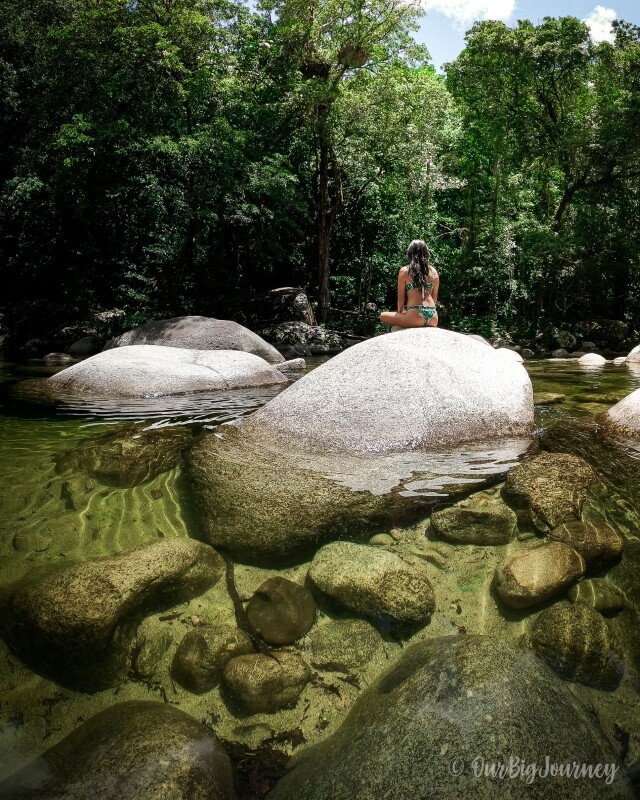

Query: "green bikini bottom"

xmin=408 ymin=305 xmax=437 ymax=324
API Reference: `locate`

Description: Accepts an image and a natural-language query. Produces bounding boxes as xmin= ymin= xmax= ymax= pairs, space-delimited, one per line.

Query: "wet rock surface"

xmin=0 ymin=538 xmax=224 ymax=689
xmin=430 ymin=491 xmax=517 ymax=545
xmin=0 ymin=701 xmax=236 ymax=800
xmin=269 ymin=636 xmax=633 ymax=800
xmin=493 ymin=542 xmax=585 ymax=608
xmin=246 ymin=577 xmax=317 ymax=645
xmin=104 ymin=315 xmax=284 ymax=363
xmin=549 ymin=520 xmax=625 ymax=568
xmin=607 ymin=387 xmax=640 ymax=436
xmin=223 ymin=651 xmax=311 ymax=713
xmin=172 ymin=625 xmax=254 ymax=694
xmin=54 ymin=424 xmax=192 ymax=487
xmin=528 ymin=601 xmax=625 ymax=690
xmin=502 ymin=452 xmax=598 ymax=532
xmin=308 ymin=541 xmax=435 ymax=623
xmin=47 ymin=345 xmax=288 ymax=398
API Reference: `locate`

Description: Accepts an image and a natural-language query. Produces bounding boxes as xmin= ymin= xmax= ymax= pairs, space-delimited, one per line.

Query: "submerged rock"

xmin=246 ymin=577 xmax=317 ymax=645
xmin=308 ymin=618 xmax=383 ymax=672
xmin=430 ymin=491 xmax=517 ymax=545
xmin=493 ymin=542 xmax=585 ymax=609
xmin=0 ymin=701 xmax=236 ymax=800
xmin=308 ymin=541 xmax=435 ymax=623
xmin=568 ymin=579 xmax=626 ymax=615
xmin=534 ymin=392 xmax=566 ymax=405
xmin=46 ymin=345 xmax=288 ymax=398
xmin=223 ymin=651 xmax=311 ymax=713
xmin=54 ymin=424 xmax=191 ymax=487
xmin=132 ymin=619 xmax=174 ymax=679
xmin=502 ymin=452 xmax=598 ymax=533
xmin=0 ymin=538 xmax=224 ymax=689
xmin=104 ymin=315 xmax=284 ymax=363
xmin=549 ymin=520 xmax=624 ymax=568
xmin=528 ymin=602 xmax=625 ymax=690
xmin=172 ymin=625 xmax=254 ymax=694
xmin=269 ymin=636 xmax=632 ymax=800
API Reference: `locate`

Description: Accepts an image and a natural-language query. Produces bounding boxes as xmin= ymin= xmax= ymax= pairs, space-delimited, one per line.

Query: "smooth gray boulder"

xmin=0 ymin=538 xmax=224 ymax=689
xmin=46 ymin=345 xmax=287 ymax=397
xmin=104 ymin=315 xmax=285 ymax=363
xmin=308 ymin=541 xmax=435 ymax=623
xmin=240 ymin=328 xmax=533 ymax=453
xmin=269 ymin=636 xmax=632 ymax=800
xmin=626 ymin=344 xmax=640 ymax=363
xmin=606 ymin=387 xmax=640 ymax=436
xmin=579 ymin=353 xmax=607 ymax=366
xmin=187 ymin=328 xmax=533 ymax=561
xmin=0 ymin=701 xmax=236 ymax=800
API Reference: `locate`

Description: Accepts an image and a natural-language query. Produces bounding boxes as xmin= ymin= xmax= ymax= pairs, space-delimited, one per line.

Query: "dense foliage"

xmin=1 ymin=0 xmax=639 ymax=345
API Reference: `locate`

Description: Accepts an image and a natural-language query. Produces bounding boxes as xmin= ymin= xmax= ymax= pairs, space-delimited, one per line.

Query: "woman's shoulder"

xmin=430 ymin=266 xmax=440 ymax=279
xmin=399 ymin=265 xmax=409 ymax=275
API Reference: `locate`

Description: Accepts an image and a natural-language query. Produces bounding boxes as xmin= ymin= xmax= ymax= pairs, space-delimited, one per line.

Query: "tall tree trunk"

xmin=317 ymin=131 xmax=332 ymax=323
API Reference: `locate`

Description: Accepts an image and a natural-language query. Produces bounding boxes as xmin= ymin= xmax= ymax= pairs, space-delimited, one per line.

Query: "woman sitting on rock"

xmin=380 ymin=239 xmax=439 ymax=329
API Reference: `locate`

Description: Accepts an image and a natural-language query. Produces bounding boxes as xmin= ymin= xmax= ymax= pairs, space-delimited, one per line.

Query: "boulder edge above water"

xmin=103 ymin=315 xmax=285 ymax=363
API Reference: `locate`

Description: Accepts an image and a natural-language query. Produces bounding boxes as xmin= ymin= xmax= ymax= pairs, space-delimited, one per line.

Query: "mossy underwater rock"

xmin=46 ymin=345 xmax=287 ymax=398
xmin=493 ymin=541 xmax=585 ymax=609
xmin=308 ymin=618 xmax=383 ymax=672
xmin=246 ymin=577 xmax=317 ymax=645
xmin=430 ymin=491 xmax=517 ymax=545
xmin=187 ymin=328 xmax=534 ymax=561
xmin=568 ymin=578 xmax=626 ymax=614
xmin=223 ymin=651 xmax=311 ymax=713
xmin=0 ymin=701 xmax=236 ymax=800
xmin=528 ymin=602 xmax=625 ymax=690
xmin=54 ymin=423 xmax=192 ymax=487
xmin=0 ymin=538 xmax=224 ymax=690
xmin=172 ymin=625 xmax=254 ymax=694
xmin=549 ymin=520 xmax=624 ymax=568
xmin=104 ymin=314 xmax=285 ymax=364
xmin=308 ymin=541 xmax=435 ymax=624
xmin=269 ymin=636 xmax=633 ymax=800
xmin=502 ymin=452 xmax=598 ymax=533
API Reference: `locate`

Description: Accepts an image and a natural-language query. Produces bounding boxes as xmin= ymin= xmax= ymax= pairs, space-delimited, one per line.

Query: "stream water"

xmin=1 ymin=355 xmax=639 ymax=797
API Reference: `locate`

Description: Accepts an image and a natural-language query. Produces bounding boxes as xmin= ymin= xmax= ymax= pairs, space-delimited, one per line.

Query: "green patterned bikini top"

xmin=406 ymin=281 xmax=433 ymax=292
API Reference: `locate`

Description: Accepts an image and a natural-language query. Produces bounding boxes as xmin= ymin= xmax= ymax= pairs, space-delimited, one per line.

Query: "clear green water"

xmin=1 ymin=356 xmax=640 ymax=793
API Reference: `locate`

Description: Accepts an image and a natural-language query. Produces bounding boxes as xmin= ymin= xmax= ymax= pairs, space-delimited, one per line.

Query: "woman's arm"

xmin=431 ymin=271 xmax=440 ymax=304
xmin=397 ymin=267 xmax=407 ymax=313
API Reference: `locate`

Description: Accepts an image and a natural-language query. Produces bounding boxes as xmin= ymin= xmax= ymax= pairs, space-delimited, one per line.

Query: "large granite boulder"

xmin=0 ymin=538 xmax=224 ymax=689
xmin=578 ymin=353 xmax=607 ymax=366
xmin=238 ymin=328 xmax=533 ymax=453
xmin=502 ymin=452 xmax=598 ymax=533
xmin=260 ymin=287 xmax=317 ymax=326
xmin=626 ymin=344 xmax=640 ymax=363
xmin=187 ymin=330 xmax=533 ymax=560
xmin=0 ymin=701 xmax=236 ymax=800
xmin=46 ymin=345 xmax=287 ymax=398
xmin=528 ymin=602 xmax=625 ymax=689
xmin=308 ymin=542 xmax=435 ymax=624
xmin=269 ymin=636 xmax=632 ymax=800
xmin=493 ymin=542 xmax=585 ymax=609
xmin=606 ymin=388 xmax=640 ymax=436
xmin=103 ymin=315 xmax=284 ymax=363
xmin=259 ymin=321 xmax=343 ymax=358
